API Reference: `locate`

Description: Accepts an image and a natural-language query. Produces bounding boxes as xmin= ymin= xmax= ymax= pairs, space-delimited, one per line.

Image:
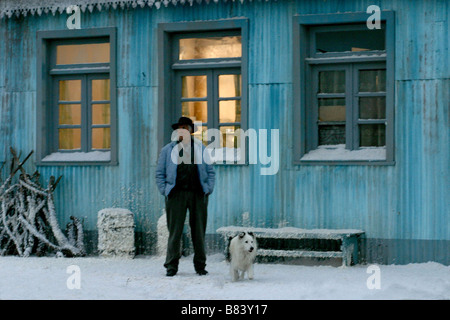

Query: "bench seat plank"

xmin=217 ymin=226 xmax=364 ymax=240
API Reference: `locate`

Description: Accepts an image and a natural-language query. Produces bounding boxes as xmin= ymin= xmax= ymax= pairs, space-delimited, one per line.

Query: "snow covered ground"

xmin=0 ymin=253 xmax=448 ymax=300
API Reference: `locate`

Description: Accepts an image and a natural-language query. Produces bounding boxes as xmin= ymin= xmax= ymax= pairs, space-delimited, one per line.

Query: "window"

xmin=293 ymin=12 xmax=395 ymax=164
xmin=175 ymin=33 xmax=243 ymax=162
xmin=36 ymin=28 xmax=117 ymax=165
xmin=178 ymin=70 xmax=242 ymax=147
xmin=312 ymin=63 xmax=387 ymax=149
xmin=158 ymin=20 xmax=248 ymax=164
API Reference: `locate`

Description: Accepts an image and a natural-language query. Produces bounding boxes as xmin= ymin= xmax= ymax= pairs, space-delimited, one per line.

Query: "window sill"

xmin=298 ymin=144 xmax=393 ymax=165
xmin=206 ymin=147 xmax=244 ymax=165
xmin=38 ymin=151 xmax=115 ymax=166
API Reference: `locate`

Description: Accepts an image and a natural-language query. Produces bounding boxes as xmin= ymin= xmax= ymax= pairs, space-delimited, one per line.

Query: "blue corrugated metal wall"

xmin=0 ymin=0 xmax=448 ymax=263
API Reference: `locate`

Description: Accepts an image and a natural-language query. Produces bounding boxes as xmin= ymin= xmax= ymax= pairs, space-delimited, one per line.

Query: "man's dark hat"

xmin=171 ymin=116 xmax=196 ymax=131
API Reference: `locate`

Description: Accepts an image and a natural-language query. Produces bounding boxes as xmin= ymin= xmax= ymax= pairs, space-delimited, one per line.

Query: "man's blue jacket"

xmin=155 ymin=138 xmax=215 ymax=197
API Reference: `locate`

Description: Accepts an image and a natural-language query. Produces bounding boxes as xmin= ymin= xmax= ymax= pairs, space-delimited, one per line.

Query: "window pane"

xmin=319 ymin=71 xmax=345 ymax=93
xmin=359 ymin=70 xmax=386 ymax=92
xmin=92 ymin=127 xmax=111 ymax=149
xmin=219 ymin=100 xmax=241 ymax=123
xmin=182 ymin=101 xmax=207 ymax=123
xmin=193 ymin=125 xmax=208 ymax=146
xmin=318 ymin=98 xmax=345 ymax=121
xmin=316 ymin=28 xmax=385 ymax=53
xmin=56 ymin=43 xmax=110 ymax=65
xmin=179 ymin=36 xmax=242 ymax=60
xmin=59 ymin=128 xmax=81 ymax=150
xmin=92 ymin=104 xmax=110 ymax=125
xmin=359 ymin=97 xmax=386 ymax=119
xmin=219 ymin=74 xmax=241 ymax=97
xmin=59 ymin=104 xmax=81 ymax=125
xmin=318 ymin=125 xmax=345 ymax=145
xmin=360 ymin=124 xmax=385 ymax=147
xmin=182 ymin=76 xmax=207 ymax=98
xmin=92 ymin=79 xmax=110 ymax=101
xmin=59 ymin=80 xmax=81 ymax=101
xmin=220 ymin=126 xmax=241 ymax=148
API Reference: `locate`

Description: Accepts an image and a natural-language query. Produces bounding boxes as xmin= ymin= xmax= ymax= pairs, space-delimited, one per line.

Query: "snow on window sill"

xmin=41 ymin=151 xmax=111 ymax=163
xmin=300 ymin=144 xmax=386 ymax=161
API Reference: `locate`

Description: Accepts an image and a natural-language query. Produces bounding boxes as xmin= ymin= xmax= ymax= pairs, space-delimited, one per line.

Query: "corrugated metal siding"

xmin=0 ymin=0 xmax=448 ymax=262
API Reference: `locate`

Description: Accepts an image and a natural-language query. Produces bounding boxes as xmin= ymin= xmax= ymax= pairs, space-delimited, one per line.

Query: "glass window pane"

xmin=92 ymin=104 xmax=110 ymax=125
xmin=319 ymin=71 xmax=345 ymax=93
xmin=318 ymin=98 xmax=346 ymax=121
xmin=182 ymin=76 xmax=207 ymax=98
xmin=219 ymin=74 xmax=241 ymax=97
xmin=318 ymin=125 xmax=346 ymax=145
xmin=179 ymin=36 xmax=242 ymax=60
xmin=360 ymin=124 xmax=385 ymax=147
xmin=59 ymin=80 xmax=81 ymax=101
xmin=92 ymin=79 xmax=110 ymax=101
xmin=59 ymin=128 xmax=81 ymax=150
xmin=193 ymin=125 xmax=208 ymax=146
xmin=181 ymin=101 xmax=207 ymax=123
xmin=316 ymin=28 xmax=385 ymax=53
xmin=59 ymin=104 xmax=81 ymax=125
xmin=220 ymin=126 xmax=241 ymax=148
xmin=359 ymin=70 xmax=386 ymax=92
xmin=359 ymin=97 xmax=386 ymax=119
xmin=92 ymin=127 xmax=111 ymax=149
xmin=56 ymin=43 xmax=110 ymax=65
xmin=219 ymin=100 xmax=241 ymax=123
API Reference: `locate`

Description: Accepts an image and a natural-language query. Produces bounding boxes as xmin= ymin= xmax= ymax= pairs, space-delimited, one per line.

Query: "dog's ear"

xmin=248 ymin=232 xmax=254 ymax=238
xmin=238 ymin=232 xmax=245 ymax=239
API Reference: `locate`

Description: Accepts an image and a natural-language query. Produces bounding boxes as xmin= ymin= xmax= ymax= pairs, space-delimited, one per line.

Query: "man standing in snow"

xmin=155 ymin=117 xmax=215 ymax=277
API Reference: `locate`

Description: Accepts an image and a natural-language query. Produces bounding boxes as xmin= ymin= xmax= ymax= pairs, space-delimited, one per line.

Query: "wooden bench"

xmin=216 ymin=226 xmax=364 ymax=267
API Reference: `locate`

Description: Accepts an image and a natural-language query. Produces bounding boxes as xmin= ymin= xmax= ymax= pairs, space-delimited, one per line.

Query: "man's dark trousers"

xmin=164 ymin=189 xmax=208 ymax=273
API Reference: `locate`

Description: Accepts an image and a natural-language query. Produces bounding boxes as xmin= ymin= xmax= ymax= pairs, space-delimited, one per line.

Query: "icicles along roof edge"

xmin=0 ymin=0 xmax=273 ymax=19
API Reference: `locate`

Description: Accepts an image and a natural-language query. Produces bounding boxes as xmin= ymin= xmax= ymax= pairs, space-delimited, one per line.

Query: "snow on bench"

xmin=216 ymin=226 xmax=365 ymax=267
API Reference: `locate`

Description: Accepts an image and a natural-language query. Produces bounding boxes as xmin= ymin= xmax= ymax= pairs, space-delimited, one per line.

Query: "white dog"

xmin=229 ymin=232 xmax=257 ymax=281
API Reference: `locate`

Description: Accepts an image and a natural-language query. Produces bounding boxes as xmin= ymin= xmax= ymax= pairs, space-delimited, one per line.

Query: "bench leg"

xmin=341 ymin=237 xmax=359 ymax=267
xmin=224 ymin=236 xmax=232 ymax=260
